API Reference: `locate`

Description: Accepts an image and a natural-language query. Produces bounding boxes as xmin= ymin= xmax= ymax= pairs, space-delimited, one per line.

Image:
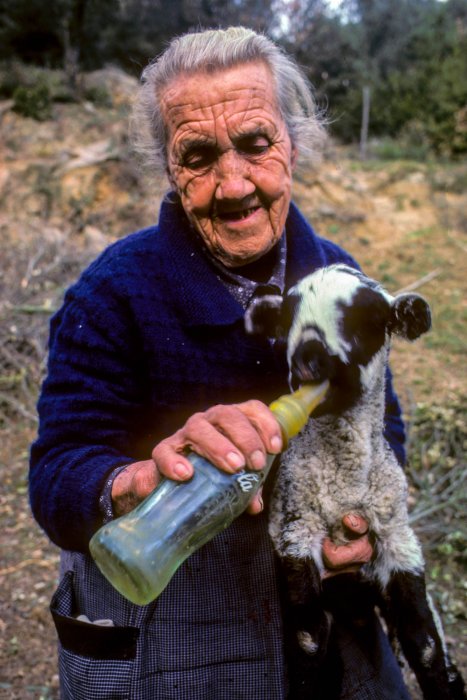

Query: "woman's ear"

xmin=166 ymin=166 xmax=177 ymax=191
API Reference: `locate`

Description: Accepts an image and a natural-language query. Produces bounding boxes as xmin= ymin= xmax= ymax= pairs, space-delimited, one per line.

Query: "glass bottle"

xmin=89 ymin=381 xmax=328 ymax=605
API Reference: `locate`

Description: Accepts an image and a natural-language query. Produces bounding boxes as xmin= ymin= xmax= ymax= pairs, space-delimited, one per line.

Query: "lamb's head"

xmin=245 ymin=264 xmax=431 ymax=411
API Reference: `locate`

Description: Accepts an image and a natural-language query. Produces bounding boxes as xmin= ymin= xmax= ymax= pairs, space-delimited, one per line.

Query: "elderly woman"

xmin=30 ymin=27 xmax=410 ymax=700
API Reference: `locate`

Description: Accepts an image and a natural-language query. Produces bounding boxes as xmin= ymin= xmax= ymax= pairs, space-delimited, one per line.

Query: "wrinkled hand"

xmin=111 ymin=401 xmax=282 ymax=517
xmin=321 ymin=514 xmax=373 ymax=579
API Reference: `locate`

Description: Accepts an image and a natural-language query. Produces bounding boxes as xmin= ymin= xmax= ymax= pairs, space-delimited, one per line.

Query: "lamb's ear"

xmin=244 ymin=294 xmax=284 ymax=337
xmin=388 ymin=293 xmax=432 ymax=340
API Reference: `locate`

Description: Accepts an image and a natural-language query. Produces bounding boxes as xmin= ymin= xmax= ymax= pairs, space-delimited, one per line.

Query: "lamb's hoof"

xmin=297 ymin=630 xmax=320 ymax=656
xmin=296 ymin=612 xmax=332 ymax=660
xmin=446 ymin=661 xmax=466 ymax=700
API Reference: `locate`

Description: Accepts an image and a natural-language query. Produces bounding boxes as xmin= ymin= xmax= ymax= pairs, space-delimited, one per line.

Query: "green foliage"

xmin=369 ymin=129 xmax=432 ymax=161
xmin=0 ymin=0 xmax=120 ymax=69
xmin=83 ymin=85 xmax=113 ymax=107
xmin=408 ymin=401 xmax=466 ymax=474
xmin=407 ymin=399 xmax=466 ymax=547
xmin=0 ymin=0 xmax=275 ymax=74
xmin=282 ymin=0 xmax=467 ymax=156
xmin=0 ymin=61 xmax=77 ymax=102
xmin=12 ymin=81 xmax=52 ymax=120
xmin=0 ymin=0 xmax=465 ymax=154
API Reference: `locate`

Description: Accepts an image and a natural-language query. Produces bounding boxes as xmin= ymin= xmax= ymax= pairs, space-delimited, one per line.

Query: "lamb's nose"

xmin=292 ymin=340 xmax=332 ymax=383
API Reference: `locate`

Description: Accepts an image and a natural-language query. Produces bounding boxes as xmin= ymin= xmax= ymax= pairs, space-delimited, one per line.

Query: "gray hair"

xmin=131 ymin=26 xmax=326 ymax=176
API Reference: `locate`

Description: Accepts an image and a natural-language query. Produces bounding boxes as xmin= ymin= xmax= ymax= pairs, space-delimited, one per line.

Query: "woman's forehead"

xmin=160 ymin=61 xmax=281 ymax=134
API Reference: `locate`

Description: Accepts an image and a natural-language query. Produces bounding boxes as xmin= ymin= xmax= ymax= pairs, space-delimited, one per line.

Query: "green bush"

xmin=13 ymin=82 xmax=52 ymax=120
xmin=407 ymin=399 xmax=466 ymax=547
xmin=83 ymin=85 xmax=113 ymax=108
xmin=0 ymin=61 xmax=76 ymax=102
xmin=370 ymin=122 xmax=433 ymax=162
xmin=0 ymin=69 xmax=18 ymax=99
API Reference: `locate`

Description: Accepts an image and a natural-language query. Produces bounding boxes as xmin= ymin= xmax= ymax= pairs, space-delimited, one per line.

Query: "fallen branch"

xmin=0 ymin=392 xmax=38 ymax=422
xmin=0 ymin=557 xmax=58 ymax=576
xmin=57 ymin=139 xmax=121 ymax=174
xmin=11 ymin=304 xmax=55 ymax=314
xmin=410 ymin=491 xmax=465 ymax=526
xmin=396 ymin=269 xmax=442 ymax=294
xmin=447 ymin=233 xmax=467 ymax=255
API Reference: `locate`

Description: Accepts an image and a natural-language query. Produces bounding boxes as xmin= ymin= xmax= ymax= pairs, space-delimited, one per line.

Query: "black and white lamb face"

xmin=245 ymin=264 xmax=431 ymax=410
xmin=285 ymin=265 xmax=391 ymax=389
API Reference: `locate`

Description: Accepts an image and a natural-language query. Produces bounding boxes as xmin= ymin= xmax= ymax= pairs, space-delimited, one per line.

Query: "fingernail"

xmin=270 ymin=435 xmax=282 ymax=453
xmin=173 ymin=462 xmax=192 ymax=479
xmin=348 ymin=514 xmax=359 ymax=528
xmin=227 ymin=452 xmax=245 ymax=469
xmin=251 ymin=450 xmax=266 ymax=469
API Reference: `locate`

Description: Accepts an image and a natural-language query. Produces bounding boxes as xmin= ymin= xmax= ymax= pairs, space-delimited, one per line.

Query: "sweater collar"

xmin=157 ymin=194 xmax=326 ymax=327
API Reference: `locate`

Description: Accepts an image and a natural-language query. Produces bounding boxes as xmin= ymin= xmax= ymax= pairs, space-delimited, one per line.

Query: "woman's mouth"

xmin=217 ymin=206 xmax=261 ymax=223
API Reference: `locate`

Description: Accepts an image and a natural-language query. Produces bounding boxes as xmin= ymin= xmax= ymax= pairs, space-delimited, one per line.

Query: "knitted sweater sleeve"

xmin=29 ymin=269 xmax=148 ymax=553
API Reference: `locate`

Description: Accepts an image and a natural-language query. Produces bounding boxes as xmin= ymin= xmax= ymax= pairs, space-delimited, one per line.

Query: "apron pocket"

xmin=50 ymin=571 xmax=139 ymax=699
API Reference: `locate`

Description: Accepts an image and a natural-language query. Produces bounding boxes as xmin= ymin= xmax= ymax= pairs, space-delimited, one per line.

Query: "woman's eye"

xmin=182 ymin=147 xmax=216 ymax=169
xmin=237 ymin=135 xmax=270 ymax=155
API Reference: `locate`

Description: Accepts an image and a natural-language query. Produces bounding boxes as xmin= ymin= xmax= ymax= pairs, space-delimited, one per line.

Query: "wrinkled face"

xmin=161 ymin=61 xmax=296 ymax=267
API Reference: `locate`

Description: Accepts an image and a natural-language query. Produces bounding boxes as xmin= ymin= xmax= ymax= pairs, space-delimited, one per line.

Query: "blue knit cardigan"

xmin=30 ymin=196 xmax=405 ymax=553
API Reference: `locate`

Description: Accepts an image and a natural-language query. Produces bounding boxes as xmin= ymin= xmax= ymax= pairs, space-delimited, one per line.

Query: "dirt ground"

xmin=0 ymin=74 xmax=465 ymax=698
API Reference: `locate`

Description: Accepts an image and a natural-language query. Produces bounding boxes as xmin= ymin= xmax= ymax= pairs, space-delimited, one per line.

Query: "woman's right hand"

xmin=111 ymin=459 xmax=160 ymax=517
xmin=111 ymin=400 xmax=282 ymax=517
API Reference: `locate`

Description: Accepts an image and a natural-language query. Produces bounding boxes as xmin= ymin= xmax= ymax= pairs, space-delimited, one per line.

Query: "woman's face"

xmin=162 ymin=61 xmax=296 ymax=268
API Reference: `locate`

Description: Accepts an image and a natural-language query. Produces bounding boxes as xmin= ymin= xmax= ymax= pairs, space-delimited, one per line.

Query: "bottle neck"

xmin=269 ymin=380 xmax=329 ymax=447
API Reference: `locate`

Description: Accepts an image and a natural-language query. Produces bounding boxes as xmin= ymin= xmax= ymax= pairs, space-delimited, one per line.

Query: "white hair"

xmin=131 ymin=26 xmax=327 ymax=176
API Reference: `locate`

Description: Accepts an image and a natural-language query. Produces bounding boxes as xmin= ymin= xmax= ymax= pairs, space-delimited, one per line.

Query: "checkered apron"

xmin=50 ymin=513 xmax=410 ymax=700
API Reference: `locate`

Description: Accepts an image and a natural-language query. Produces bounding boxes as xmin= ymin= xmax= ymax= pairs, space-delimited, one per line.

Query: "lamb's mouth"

xmin=217 ymin=206 xmax=261 ymax=222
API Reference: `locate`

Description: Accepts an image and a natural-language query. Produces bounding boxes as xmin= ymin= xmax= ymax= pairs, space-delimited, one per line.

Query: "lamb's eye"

xmin=236 ymin=135 xmax=271 ymax=156
xmin=182 ymin=146 xmax=216 ymax=170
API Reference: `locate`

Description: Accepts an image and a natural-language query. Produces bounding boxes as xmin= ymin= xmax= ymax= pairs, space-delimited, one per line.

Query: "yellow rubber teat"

xmin=269 ymin=380 xmax=329 ymax=447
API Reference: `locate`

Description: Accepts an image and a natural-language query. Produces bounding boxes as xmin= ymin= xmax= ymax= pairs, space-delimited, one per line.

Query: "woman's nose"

xmin=215 ymin=149 xmax=255 ymax=200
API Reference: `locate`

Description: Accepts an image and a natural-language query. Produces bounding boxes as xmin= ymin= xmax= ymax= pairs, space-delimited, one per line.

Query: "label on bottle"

xmin=235 ymin=471 xmax=261 ymax=493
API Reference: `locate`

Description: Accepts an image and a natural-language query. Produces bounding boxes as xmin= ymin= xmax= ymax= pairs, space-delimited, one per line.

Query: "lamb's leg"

xmin=385 ymin=571 xmax=466 ymax=700
xmin=281 ymin=555 xmax=331 ymax=658
xmin=280 ymin=555 xmax=340 ymax=700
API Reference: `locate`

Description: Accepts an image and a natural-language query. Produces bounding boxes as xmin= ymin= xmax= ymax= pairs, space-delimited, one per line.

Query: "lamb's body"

xmin=246 ymin=264 xmax=465 ymax=700
xmin=270 ymin=344 xmax=423 ymax=590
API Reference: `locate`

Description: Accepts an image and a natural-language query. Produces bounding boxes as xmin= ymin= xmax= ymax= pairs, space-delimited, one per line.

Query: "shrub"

xmin=12 ymin=81 xmax=52 ymax=120
xmin=83 ymin=85 xmax=113 ymax=108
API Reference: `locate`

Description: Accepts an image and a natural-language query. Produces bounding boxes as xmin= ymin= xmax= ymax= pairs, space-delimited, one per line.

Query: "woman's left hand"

xmin=321 ymin=513 xmax=373 ymax=579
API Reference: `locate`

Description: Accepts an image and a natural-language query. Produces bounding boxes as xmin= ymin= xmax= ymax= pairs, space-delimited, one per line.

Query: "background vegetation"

xmin=0 ymin=0 xmax=466 ymax=156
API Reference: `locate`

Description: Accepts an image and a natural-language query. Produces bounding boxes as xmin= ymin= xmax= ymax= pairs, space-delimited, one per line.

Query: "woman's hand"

xmin=321 ymin=513 xmax=373 ymax=579
xmin=111 ymin=401 xmax=282 ymax=516
xmin=152 ymin=400 xmax=282 ymax=477
xmin=111 ymin=459 xmax=160 ymax=517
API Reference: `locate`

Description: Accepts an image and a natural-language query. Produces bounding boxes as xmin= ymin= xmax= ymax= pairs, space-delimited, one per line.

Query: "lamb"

xmin=245 ymin=263 xmax=465 ymax=700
